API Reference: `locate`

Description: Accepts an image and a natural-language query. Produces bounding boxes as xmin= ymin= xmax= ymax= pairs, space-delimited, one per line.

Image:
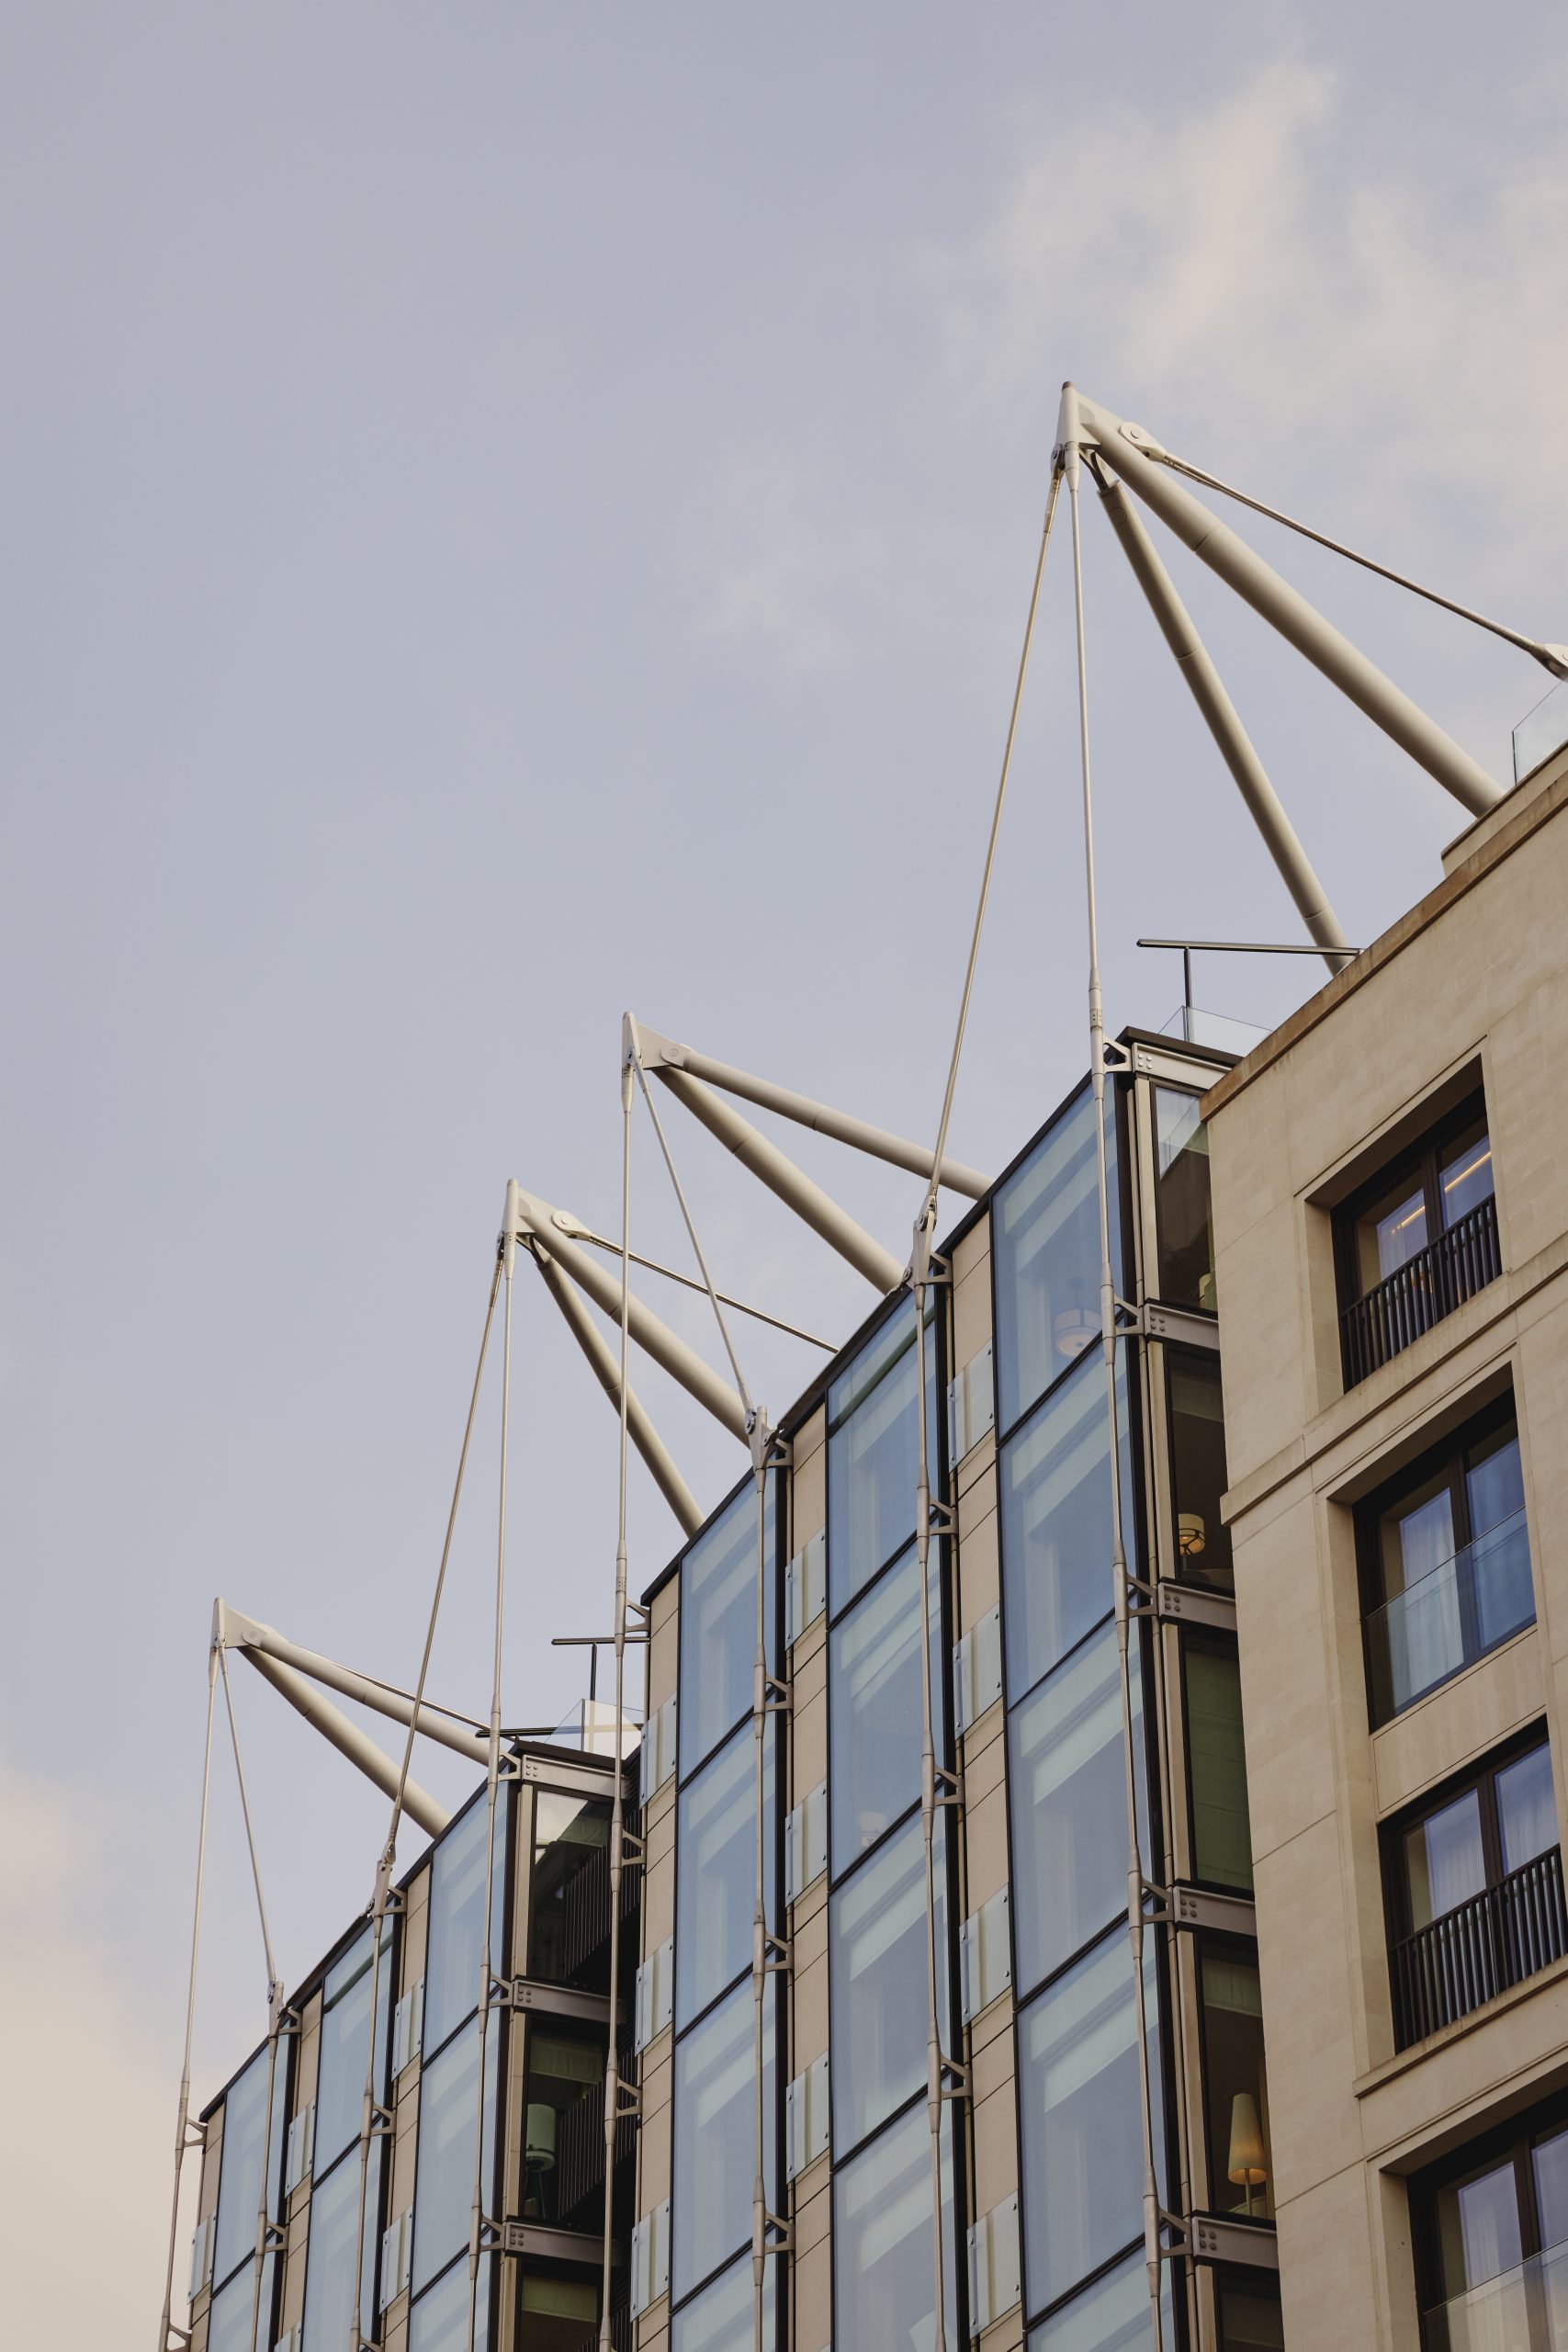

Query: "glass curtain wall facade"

xmin=631 ymin=1033 xmax=1273 ymax=2352
xmin=189 ymin=1751 xmax=634 ymax=2352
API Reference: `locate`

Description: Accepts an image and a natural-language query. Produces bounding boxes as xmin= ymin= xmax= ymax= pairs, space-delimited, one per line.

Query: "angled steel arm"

xmin=1090 ymin=455 xmax=1354 ymax=974
xmin=651 ymin=1061 xmax=903 ymax=1293
xmin=218 ymin=1602 xmax=487 ymax=1761
xmin=1066 ymin=388 xmax=1502 ymax=818
xmin=232 ymin=1642 xmax=451 ymax=1838
xmin=632 ymin=1020 xmax=989 ymax=1197
xmin=527 ymin=1238 xmax=704 ymax=1535
xmin=513 ymin=1186 xmax=750 ymax=1441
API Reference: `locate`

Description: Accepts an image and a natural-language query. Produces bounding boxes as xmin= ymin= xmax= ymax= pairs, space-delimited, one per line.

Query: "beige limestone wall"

xmin=1205 ymin=760 xmax=1568 ymax=2347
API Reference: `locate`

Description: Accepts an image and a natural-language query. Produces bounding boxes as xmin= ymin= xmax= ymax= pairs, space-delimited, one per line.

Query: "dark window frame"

xmin=989 ymin=1074 xmax=1138 ymax=1453
xmin=1409 ymin=2088 xmax=1568 ymax=2343
xmin=1190 ymin=1931 xmax=1272 ymax=2229
xmin=1382 ymin=1724 xmax=1563 ymax=2051
xmin=1382 ymin=1725 xmax=1555 ymax=1948
xmin=1149 ymin=1082 xmax=1217 ymax=1317
xmin=1356 ymin=1395 xmax=1530 ymax=1728
xmin=1333 ymin=1090 xmax=1497 ymax=1386
xmin=1162 ymin=1341 xmax=1233 ymax=1592
xmin=1179 ymin=1631 xmax=1253 ymax=1899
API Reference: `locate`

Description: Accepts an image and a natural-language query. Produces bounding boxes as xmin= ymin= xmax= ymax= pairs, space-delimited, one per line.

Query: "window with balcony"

xmin=1360 ymin=1402 xmax=1532 ymax=1726
xmin=1385 ymin=1733 xmax=1564 ymax=2049
xmin=1411 ymin=2096 xmax=1568 ymax=2350
xmin=1337 ymin=1095 xmax=1498 ymax=1386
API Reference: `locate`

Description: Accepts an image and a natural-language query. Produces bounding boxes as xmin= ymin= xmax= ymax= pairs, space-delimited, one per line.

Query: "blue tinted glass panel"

xmin=206 ymin=2257 xmax=277 ymax=2352
xmin=214 ymin=2046 xmax=287 ymax=2289
xmin=994 ymin=1087 xmax=1121 ymax=1434
xmin=1000 ymin=1354 xmax=1133 ymax=1703
xmin=301 ymin=2135 xmax=383 ymax=2350
xmin=1010 ymin=1621 xmax=1147 ymax=1997
xmin=1027 ymin=2249 xmax=1174 ymax=2349
xmin=676 ymin=1718 xmax=778 ymax=2030
xmin=671 ymin=1980 xmax=778 ymax=2301
xmin=679 ymin=1478 xmax=777 ymax=1777
xmin=407 ymin=2255 xmax=493 ymax=2352
xmin=424 ymin=1792 xmax=510 ymax=2056
xmin=412 ymin=2024 xmax=499 ymax=2295
xmin=827 ymin=1303 xmax=938 ymax=1614
xmin=832 ymin=2102 xmax=957 ymax=2352
xmin=829 ymin=1543 xmax=943 ymax=1874
xmin=671 ymin=2254 xmax=778 ymax=2352
xmin=829 ymin=1812 xmax=950 ymax=2155
xmin=314 ymin=1923 xmax=393 ymax=2177
xmin=1017 ymin=1928 xmax=1164 ymax=2319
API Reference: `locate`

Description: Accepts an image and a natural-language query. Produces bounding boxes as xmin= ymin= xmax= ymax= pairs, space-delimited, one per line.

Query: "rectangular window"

xmin=1026 ymin=2249 xmax=1175 ymax=2348
xmin=669 ymin=2253 xmax=778 ymax=2351
xmin=999 ymin=1353 xmax=1134 ymax=1705
xmin=827 ymin=1300 xmax=938 ymax=1615
xmin=1215 ymin=2271 xmax=1285 ymax=2352
xmin=831 ymin=2100 xmax=957 ymax=2352
xmin=527 ymin=1791 xmax=614 ymax=1993
xmin=313 ymin=1922 xmax=393 ymax=2178
xmin=678 ymin=1478 xmax=777 ymax=1777
xmin=1360 ymin=1403 xmax=1532 ymax=1725
xmin=519 ymin=2025 xmax=605 ymax=2233
xmin=205 ymin=2257 xmax=278 ymax=2352
xmin=676 ymin=1718 xmax=777 ymax=2030
xmin=1183 ymin=1639 xmax=1253 ymax=1894
xmin=406 ymin=2253 xmax=493 ymax=2352
xmin=671 ymin=1978 xmax=778 ymax=2303
xmin=411 ymin=2023 xmax=500 ymax=2296
xmin=1168 ymin=1348 xmax=1232 ymax=1589
xmin=1337 ymin=1092 xmax=1498 ymax=1386
xmin=301 ymin=2132 xmax=384 ymax=2347
xmin=829 ymin=1811 xmax=951 ymax=2157
xmin=213 ymin=2046 xmax=287 ymax=2290
xmin=1198 ymin=1942 xmax=1272 ymax=2222
xmin=1386 ymin=1734 xmax=1564 ymax=2048
xmin=993 ymin=1085 xmax=1122 ymax=1438
xmin=1017 ymin=1927 xmax=1162 ymax=2322
xmin=829 ymin=1542 xmax=943 ymax=1874
xmin=1153 ymin=1087 xmax=1216 ymax=1312
xmin=1009 ymin=1621 xmax=1147 ymax=1997
xmin=423 ymin=1791 xmax=510 ymax=2057
xmin=1411 ymin=2097 xmax=1568 ymax=2351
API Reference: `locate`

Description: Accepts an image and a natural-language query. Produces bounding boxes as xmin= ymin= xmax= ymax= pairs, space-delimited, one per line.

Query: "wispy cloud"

xmin=683 ymin=447 xmax=881 ymax=677
xmin=914 ymin=54 xmax=1568 ymax=575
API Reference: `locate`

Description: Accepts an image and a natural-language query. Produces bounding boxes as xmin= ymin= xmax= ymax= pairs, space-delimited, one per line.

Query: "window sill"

xmin=1353 ymin=1946 xmax=1568 ymax=2099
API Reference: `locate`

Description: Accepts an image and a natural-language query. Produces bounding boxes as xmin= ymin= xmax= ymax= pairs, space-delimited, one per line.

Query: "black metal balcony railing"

xmin=1391 ymin=1844 xmax=1567 ymax=2050
xmin=1341 ymin=1195 xmax=1501 ymax=1388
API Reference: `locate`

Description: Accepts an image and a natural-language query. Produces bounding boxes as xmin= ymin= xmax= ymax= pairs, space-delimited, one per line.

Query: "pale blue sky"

xmin=4 ymin=6 xmax=1567 ymax=2332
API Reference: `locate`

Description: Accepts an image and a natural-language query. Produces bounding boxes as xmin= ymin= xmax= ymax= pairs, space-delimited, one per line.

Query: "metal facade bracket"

xmin=506 ymin=1977 xmax=617 ymax=2028
xmin=1190 ymin=2215 xmax=1280 ymax=2270
xmin=1142 ymin=1302 xmax=1222 ymax=1352
xmin=498 ymin=2218 xmax=615 ymax=2263
xmin=1170 ymin=1884 xmax=1258 ymax=1938
xmin=1156 ymin=1580 xmax=1238 ymax=1634
xmin=367 ymin=2101 xmax=395 ymax=2141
